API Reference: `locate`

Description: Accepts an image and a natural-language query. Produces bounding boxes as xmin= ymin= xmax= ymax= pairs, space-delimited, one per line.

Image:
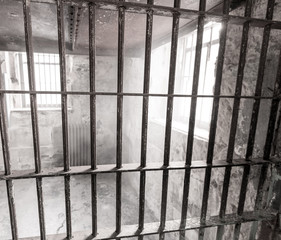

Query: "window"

xmin=18 ymin=53 xmax=61 ymax=108
xmin=175 ymin=22 xmax=221 ymax=137
xmin=151 ymin=22 xmax=221 ymax=139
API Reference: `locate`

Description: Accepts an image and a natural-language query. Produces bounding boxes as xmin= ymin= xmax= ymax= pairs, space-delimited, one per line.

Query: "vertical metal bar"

xmin=22 ymin=0 xmax=41 ymax=174
xmin=36 ymin=177 xmax=45 ymax=239
xmin=6 ymin=180 xmax=18 ymax=240
xmin=215 ymin=1 xmax=253 ymax=239
xmin=0 ymin=59 xmax=18 ymax=240
xmin=116 ymin=0 xmax=125 ymax=234
xmin=233 ymin=2 xmax=275 ymax=240
xmin=138 ymin=1 xmax=154 ymax=238
xmin=246 ymin=2 xmax=275 ymax=160
xmin=179 ymin=1 xmax=206 ymax=239
xmin=185 ymin=0 xmax=206 ymax=165
xmin=64 ymin=175 xmax=72 ymax=238
xmin=22 ymin=1 xmax=46 ymax=238
xmin=199 ymin=2 xmax=230 ymax=239
xmin=57 ymin=0 xmax=69 ymax=172
xmin=57 ymin=0 xmax=72 ymax=238
xmin=89 ymin=2 xmax=97 ymax=237
xmin=249 ymin=33 xmax=281 ymax=240
xmin=159 ymin=1 xmax=181 ymax=239
xmin=226 ymin=0 xmax=252 ymax=162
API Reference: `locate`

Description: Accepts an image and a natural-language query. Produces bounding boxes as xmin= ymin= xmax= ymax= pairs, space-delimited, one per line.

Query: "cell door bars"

xmin=0 ymin=0 xmax=281 ymax=239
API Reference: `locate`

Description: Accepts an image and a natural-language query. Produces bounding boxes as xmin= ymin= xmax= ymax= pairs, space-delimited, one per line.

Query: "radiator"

xmin=68 ymin=124 xmax=91 ymax=166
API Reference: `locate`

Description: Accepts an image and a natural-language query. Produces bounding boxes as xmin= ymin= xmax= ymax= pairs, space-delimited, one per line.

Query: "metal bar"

xmin=248 ymin=38 xmax=281 ymax=240
xmin=23 ymin=0 xmax=41 ymax=174
xmin=57 ymin=0 xmax=72 ymax=238
xmin=216 ymin=1 xmax=253 ymax=238
xmin=60 ymin=0 xmax=281 ymax=29
xmin=89 ymin=2 xmax=97 ymax=237
xmin=22 ymin=1 xmax=46 ymax=238
xmin=0 ymin=158 xmax=277 ymax=181
xmin=199 ymin=2 xmax=230 ymax=239
xmin=246 ymin=1 xmax=276 ymax=160
xmin=0 ymin=66 xmax=18 ymax=239
xmin=185 ymin=0 xmax=206 ymax=166
xmin=64 ymin=175 xmax=72 ymax=238
xmin=247 ymin=34 xmax=281 ymax=240
xmin=57 ymin=0 xmax=69 ymax=172
xmin=0 ymin=74 xmax=11 ymax=176
xmin=0 ymin=89 xmax=281 ymax=99
xmin=5 ymin=210 xmax=276 ymax=240
xmin=36 ymin=177 xmax=46 ymax=239
xmin=233 ymin=2 xmax=276 ymax=239
xmin=180 ymin=1 xmax=206 ymax=239
xmin=227 ymin=0 xmax=252 ymax=162
xmin=6 ymin=180 xmax=18 ymax=240
xmin=116 ymin=0 xmax=125 ymax=234
xmin=138 ymin=0 xmax=153 ymax=237
xmin=71 ymin=6 xmax=79 ymax=51
xmin=159 ymin=1 xmax=181 ymax=238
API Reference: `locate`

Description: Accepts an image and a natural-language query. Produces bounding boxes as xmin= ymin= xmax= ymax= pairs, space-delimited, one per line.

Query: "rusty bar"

xmin=248 ymin=33 xmax=281 ymax=240
xmin=0 ymin=66 xmax=18 ymax=239
xmin=185 ymin=0 xmax=206 ymax=166
xmin=0 ymin=71 xmax=11 ymax=176
xmin=227 ymin=0 xmax=252 ymax=162
xmin=61 ymin=0 xmax=281 ymax=29
xmin=57 ymin=0 xmax=69 ymax=172
xmin=117 ymin=3 xmax=125 ymax=170
xmin=6 ymin=180 xmax=18 ymax=239
xmin=71 ymin=6 xmax=79 ymax=51
xmin=22 ymin=0 xmax=46 ymax=238
xmin=216 ymin=1 xmax=253 ymax=239
xmin=180 ymin=1 xmax=206 ymax=239
xmin=89 ymin=2 xmax=97 ymax=237
xmin=217 ymin=0 xmax=254 ymax=238
xmin=64 ymin=175 xmax=72 ymax=238
xmin=0 ymin=89 xmax=280 ymax=99
xmin=116 ymin=1 xmax=125 ymax=234
xmin=22 ymin=0 xmax=41 ymax=174
xmin=0 ymin=158 xmax=277 ymax=181
xmin=200 ymin=2 xmax=230 ymax=239
xmin=233 ymin=1 xmax=276 ymax=239
xmin=159 ymin=1 xmax=181 ymax=239
xmin=57 ymin=0 xmax=72 ymax=238
xmin=138 ymin=0 xmax=154 ymax=237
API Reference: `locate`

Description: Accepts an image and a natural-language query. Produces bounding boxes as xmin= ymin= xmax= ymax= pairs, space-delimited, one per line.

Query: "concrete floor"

xmin=0 ymin=174 xmax=158 ymax=239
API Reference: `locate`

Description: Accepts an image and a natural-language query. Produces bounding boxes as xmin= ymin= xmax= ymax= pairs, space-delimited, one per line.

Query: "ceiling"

xmin=0 ymin=0 xmax=237 ymax=56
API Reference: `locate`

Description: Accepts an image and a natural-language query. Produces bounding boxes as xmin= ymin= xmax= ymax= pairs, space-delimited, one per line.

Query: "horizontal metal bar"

xmin=0 ymin=158 xmax=279 ymax=181
xmin=16 ymin=210 xmax=277 ymax=240
xmin=0 ymin=89 xmax=280 ymax=99
xmin=20 ymin=0 xmax=281 ymax=30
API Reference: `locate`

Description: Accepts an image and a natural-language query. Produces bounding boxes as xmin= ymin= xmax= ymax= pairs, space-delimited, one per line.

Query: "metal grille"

xmin=0 ymin=0 xmax=281 ymax=239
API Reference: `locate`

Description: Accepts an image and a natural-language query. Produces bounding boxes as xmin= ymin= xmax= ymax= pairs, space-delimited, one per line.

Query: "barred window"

xmin=18 ymin=53 xmax=61 ymax=108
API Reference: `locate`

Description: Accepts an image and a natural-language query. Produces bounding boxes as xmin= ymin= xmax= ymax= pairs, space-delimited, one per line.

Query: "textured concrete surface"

xmin=0 ymin=174 xmax=157 ymax=239
xmin=0 ymin=0 xmax=222 ymax=55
